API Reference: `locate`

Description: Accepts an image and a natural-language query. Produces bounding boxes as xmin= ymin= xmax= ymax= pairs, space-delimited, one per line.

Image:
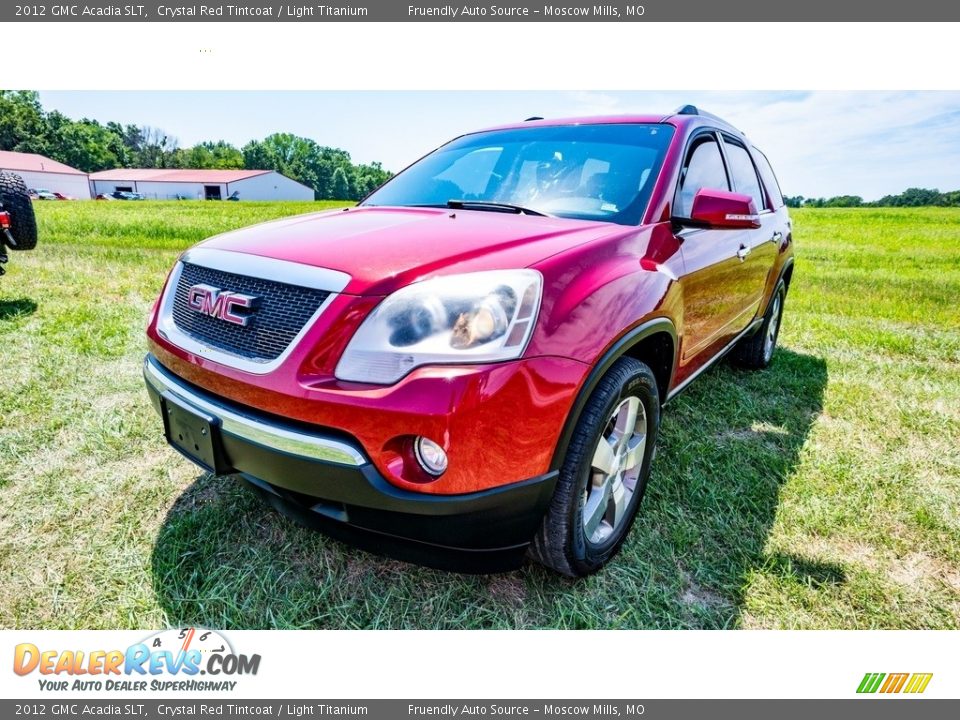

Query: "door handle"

xmin=737 ymin=244 xmax=751 ymax=261
xmin=770 ymin=231 xmax=783 ymax=244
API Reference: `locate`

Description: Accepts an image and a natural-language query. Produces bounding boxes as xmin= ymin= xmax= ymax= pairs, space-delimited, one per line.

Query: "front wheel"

xmin=530 ymin=357 xmax=660 ymax=577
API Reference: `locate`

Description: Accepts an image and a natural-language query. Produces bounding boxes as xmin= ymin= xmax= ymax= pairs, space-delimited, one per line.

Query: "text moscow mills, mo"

xmin=407 ymin=5 xmax=645 ymax=18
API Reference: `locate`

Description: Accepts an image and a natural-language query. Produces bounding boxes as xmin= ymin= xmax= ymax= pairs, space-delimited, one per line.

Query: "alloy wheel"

xmin=582 ymin=395 xmax=646 ymax=546
xmin=763 ymin=293 xmax=782 ymax=362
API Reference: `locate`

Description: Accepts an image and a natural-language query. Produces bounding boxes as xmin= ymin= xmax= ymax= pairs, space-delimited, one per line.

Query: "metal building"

xmin=88 ymin=168 xmax=314 ymax=201
xmin=0 ymin=150 xmax=92 ymax=198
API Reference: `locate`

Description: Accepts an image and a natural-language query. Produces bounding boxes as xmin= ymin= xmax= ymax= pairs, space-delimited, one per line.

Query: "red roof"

xmin=0 ymin=150 xmax=86 ymax=175
xmin=88 ymin=168 xmax=272 ymax=183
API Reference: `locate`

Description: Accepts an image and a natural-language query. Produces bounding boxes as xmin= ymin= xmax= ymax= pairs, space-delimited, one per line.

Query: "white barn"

xmin=88 ymin=168 xmax=314 ymax=201
xmin=0 ymin=150 xmax=92 ymax=199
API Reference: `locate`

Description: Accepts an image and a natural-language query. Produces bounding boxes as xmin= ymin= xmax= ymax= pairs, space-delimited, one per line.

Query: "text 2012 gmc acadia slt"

xmin=144 ymin=107 xmax=794 ymax=576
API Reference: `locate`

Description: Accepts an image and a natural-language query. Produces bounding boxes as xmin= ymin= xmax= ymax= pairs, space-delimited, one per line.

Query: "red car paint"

xmin=147 ymin=113 xmax=793 ymax=496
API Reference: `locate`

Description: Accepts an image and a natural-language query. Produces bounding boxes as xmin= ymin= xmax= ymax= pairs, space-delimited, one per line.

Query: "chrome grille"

xmin=171 ymin=261 xmax=330 ymax=362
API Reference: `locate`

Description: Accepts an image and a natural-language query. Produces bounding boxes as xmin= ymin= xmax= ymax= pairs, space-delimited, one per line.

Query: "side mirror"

xmin=689 ymin=188 xmax=761 ymax=229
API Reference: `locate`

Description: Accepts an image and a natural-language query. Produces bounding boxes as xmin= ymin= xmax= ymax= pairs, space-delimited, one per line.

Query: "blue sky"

xmin=39 ymin=91 xmax=960 ymax=201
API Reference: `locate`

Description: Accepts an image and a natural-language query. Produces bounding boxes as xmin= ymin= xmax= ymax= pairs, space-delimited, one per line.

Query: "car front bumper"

xmin=144 ymin=354 xmax=558 ymax=572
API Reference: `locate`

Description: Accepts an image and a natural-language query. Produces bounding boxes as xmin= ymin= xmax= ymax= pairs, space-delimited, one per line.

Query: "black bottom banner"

xmin=4 ymin=700 xmax=957 ymax=719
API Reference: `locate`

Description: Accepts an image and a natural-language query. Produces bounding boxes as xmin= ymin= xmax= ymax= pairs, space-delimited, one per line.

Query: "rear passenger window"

xmin=754 ymin=149 xmax=784 ymax=210
xmin=723 ymin=140 xmax=765 ymax=211
xmin=676 ymin=135 xmax=729 ymax=218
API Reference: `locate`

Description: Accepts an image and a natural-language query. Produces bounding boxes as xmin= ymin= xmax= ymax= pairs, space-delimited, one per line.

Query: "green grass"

xmin=1 ymin=202 xmax=958 ymax=629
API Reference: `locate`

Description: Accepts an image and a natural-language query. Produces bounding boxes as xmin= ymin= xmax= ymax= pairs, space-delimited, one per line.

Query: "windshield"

xmin=362 ymin=123 xmax=674 ymax=225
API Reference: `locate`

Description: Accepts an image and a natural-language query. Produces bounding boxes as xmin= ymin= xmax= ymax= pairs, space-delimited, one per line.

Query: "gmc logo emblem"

xmin=186 ymin=284 xmax=259 ymax=326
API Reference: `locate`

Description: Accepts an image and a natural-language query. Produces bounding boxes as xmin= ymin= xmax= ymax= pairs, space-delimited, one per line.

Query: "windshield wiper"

xmin=446 ymin=199 xmax=548 ymax=217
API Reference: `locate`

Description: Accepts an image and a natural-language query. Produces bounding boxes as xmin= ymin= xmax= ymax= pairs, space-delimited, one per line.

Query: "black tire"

xmin=530 ymin=357 xmax=660 ymax=577
xmin=730 ymin=281 xmax=786 ymax=370
xmin=0 ymin=172 xmax=38 ymax=251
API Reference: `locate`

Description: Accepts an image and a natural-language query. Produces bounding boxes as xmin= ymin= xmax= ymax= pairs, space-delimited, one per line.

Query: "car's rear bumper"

xmin=144 ymin=354 xmax=557 ymax=572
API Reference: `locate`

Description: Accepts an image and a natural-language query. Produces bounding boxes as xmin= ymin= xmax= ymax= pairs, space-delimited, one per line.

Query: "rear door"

xmin=674 ymin=131 xmax=754 ymax=370
xmin=719 ymin=135 xmax=779 ymax=320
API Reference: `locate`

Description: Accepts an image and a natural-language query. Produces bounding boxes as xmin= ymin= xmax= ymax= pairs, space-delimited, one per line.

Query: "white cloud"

xmin=545 ymin=90 xmax=960 ymax=198
xmin=562 ymin=91 xmax=624 ymax=115
xmin=690 ymin=91 xmax=960 ymax=199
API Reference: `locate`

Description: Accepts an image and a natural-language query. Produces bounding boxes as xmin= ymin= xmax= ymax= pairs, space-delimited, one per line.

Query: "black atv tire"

xmin=0 ymin=172 xmax=38 ymax=251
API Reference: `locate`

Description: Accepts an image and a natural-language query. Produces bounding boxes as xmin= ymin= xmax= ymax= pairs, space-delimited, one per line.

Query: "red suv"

xmin=145 ymin=107 xmax=793 ymax=576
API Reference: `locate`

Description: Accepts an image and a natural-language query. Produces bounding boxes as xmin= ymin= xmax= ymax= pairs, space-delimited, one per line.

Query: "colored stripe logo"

xmin=857 ymin=672 xmax=933 ymax=694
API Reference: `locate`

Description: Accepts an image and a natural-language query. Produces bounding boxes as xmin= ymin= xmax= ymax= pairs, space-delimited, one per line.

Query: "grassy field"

xmin=1 ymin=202 xmax=958 ymax=630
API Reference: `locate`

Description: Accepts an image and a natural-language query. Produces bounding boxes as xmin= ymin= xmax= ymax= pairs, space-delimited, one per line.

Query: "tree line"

xmin=784 ymin=187 xmax=960 ymax=208
xmin=6 ymin=91 xmax=956 ymax=208
xmin=0 ymin=91 xmax=392 ymax=201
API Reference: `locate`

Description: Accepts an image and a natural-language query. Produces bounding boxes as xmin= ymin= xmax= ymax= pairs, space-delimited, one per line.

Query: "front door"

xmin=719 ymin=135 xmax=779 ymax=320
xmin=673 ymin=132 xmax=759 ymax=370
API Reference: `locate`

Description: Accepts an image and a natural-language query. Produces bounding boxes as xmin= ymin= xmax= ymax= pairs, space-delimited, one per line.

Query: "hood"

xmin=198 ymin=206 xmax=630 ymax=295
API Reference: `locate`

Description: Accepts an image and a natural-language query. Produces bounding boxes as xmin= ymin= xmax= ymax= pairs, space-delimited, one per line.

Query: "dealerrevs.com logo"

xmin=13 ymin=627 xmax=261 ymax=692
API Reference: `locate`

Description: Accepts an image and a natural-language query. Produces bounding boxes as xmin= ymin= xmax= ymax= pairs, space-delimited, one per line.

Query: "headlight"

xmin=336 ymin=270 xmax=542 ymax=384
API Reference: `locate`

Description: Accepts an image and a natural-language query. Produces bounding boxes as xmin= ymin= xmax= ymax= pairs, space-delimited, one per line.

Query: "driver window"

xmin=676 ymin=135 xmax=729 ymax=218
xmin=722 ymin=139 xmax=766 ymax=211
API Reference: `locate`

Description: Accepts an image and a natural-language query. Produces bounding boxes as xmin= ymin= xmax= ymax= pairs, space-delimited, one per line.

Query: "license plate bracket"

xmin=161 ymin=391 xmax=230 ymax=474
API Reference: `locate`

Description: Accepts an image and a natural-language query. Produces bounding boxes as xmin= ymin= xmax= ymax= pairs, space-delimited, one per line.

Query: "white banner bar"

xmin=2 ymin=630 xmax=954 ymax=699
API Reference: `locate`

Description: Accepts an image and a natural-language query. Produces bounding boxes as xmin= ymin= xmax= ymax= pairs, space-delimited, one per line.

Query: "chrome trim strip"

xmin=665 ymin=317 xmax=763 ymax=403
xmin=144 ymin=356 xmax=367 ymax=467
xmin=156 ymin=248 xmax=351 ymax=375
xmin=181 ymin=248 xmax=351 ymax=292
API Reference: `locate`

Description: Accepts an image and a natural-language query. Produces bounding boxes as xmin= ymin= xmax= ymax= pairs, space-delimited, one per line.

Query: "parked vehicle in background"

xmin=0 ymin=172 xmax=39 ymax=276
xmin=30 ymin=188 xmax=58 ymax=201
xmin=144 ymin=107 xmax=794 ymax=576
xmin=110 ymin=191 xmax=146 ymax=200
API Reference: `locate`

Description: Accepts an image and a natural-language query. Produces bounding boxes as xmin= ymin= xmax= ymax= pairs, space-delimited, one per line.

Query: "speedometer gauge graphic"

xmin=141 ymin=627 xmax=234 ymax=659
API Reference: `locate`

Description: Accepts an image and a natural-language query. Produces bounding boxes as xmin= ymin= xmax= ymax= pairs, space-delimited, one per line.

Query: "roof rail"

xmin=524 ymin=116 xmax=544 ymax=122
xmin=671 ymin=104 xmax=732 ymax=127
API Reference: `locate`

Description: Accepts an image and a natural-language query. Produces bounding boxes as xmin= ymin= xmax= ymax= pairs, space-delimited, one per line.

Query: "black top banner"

xmin=5 ymin=0 xmax=959 ymax=22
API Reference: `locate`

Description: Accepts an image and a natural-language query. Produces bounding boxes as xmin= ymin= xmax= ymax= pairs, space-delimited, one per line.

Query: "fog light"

xmin=414 ymin=437 xmax=448 ymax=476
